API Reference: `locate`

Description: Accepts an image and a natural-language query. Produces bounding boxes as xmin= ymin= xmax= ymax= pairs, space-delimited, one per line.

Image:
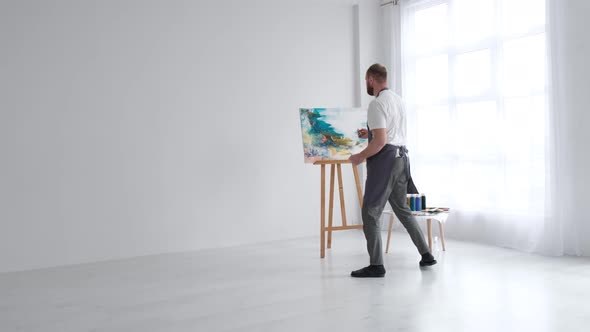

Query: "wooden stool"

xmin=384 ymin=210 xmax=449 ymax=253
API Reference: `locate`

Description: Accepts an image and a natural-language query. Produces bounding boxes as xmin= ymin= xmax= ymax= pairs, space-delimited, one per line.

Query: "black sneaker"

xmin=350 ymin=265 xmax=386 ymax=278
xmin=419 ymin=253 xmax=437 ymax=267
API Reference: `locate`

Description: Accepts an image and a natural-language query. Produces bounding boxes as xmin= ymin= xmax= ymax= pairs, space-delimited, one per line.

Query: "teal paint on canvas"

xmin=299 ymin=108 xmax=367 ymax=163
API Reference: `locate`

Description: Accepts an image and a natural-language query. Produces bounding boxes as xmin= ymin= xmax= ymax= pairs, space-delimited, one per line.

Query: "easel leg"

xmin=352 ymin=164 xmax=363 ymax=208
xmin=316 ymin=161 xmax=365 ymax=258
xmin=320 ymin=164 xmax=326 ymax=258
xmin=337 ymin=164 xmax=347 ymax=226
xmin=327 ymin=164 xmax=335 ymax=249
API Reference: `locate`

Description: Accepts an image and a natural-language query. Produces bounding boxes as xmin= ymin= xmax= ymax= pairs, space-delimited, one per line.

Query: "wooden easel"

xmin=313 ymin=160 xmax=364 ymax=258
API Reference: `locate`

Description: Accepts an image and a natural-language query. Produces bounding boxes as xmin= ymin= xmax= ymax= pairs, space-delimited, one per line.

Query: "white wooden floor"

xmin=1 ymin=231 xmax=590 ymax=332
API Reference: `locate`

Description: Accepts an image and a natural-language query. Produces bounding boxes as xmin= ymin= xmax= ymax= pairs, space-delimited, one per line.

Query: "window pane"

xmin=501 ymin=0 xmax=545 ymax=35
xmin=503 ymin=97 xmax=533 ymax=161
xmin=530 ymin=95 xmax=547 ymax=159
xmin=503 ymin=96 xmax=546 ymax=161
xmin=412 ymin=162 xmax=453 ymax=207
xmin=455 ymin=101 xmax=498 ymax=157
xmin=415 ymin=55 xmax=448 ymax=103
xmin=416 ymin=105 xmax=451 ymax=154
xmin=503 ymin=34 xmax=546 ymax=96
xmin=453 ymin=162 xmax=501 ymax=210
xmin=414 ymin=4 xmax=448 ymax=53
xmin=453 ymin=0 xmax=494 ymax=44
xmin=454 ymin=49 xmax=491 ymax=97
xmin=502 ymin=163 xmax=534 ymax=213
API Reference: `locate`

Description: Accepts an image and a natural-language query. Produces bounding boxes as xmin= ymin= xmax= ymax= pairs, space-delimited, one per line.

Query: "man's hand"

xmin=349 ymin=153 xmax=365 ymax=166
xmin=357 ymin=128 xmax=369 ymax=139
xmin=350 ymin=128 xmax=386 ymax=164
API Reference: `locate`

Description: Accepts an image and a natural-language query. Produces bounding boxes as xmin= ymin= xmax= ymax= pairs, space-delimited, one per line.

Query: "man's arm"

xmin=349 ymin=128 xmax=387 ymax=165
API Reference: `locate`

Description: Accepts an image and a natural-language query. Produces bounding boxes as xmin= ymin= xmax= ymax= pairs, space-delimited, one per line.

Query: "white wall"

xmin=0 ymin=0 xmax=381 ymax=273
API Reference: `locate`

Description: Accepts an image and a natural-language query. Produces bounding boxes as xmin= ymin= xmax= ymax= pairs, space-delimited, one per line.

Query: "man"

xmin=349 ymin=64 xmax=436 ymax=278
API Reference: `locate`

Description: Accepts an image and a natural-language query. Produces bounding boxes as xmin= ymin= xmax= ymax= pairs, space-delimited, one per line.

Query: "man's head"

xmin=365 ymin=64 xmax=388 ymax=96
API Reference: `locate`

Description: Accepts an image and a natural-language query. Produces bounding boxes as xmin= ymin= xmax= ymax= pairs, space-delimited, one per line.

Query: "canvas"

xmin=299 ymin=108 xmax=368 ymax=163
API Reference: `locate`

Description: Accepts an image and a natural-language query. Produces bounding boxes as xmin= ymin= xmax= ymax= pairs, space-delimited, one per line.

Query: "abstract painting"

xmin=299 ymin=108 xmax=367 ymax=163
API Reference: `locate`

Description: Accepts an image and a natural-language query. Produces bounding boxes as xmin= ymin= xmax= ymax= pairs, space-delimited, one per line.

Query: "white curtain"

xmin=382 ymin=0 xmax=563 ymax=253
xmin=539 ymin=0 xmax=590 ymax=256
xmin=381 ymin=1 xmax=402 ymax=95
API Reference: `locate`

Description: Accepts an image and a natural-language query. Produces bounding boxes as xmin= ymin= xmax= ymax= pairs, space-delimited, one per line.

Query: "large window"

xmin=401 ymin=0 xmax=547 ymax=215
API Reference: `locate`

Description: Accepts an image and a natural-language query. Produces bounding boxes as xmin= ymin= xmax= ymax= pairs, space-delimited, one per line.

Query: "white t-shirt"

xmin=367 ymin=89 xmax=407 ymax=146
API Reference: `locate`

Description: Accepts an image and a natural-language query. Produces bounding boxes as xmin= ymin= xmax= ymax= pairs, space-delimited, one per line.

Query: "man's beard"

xmin=367 ymin=85 xmax=374 ymax=96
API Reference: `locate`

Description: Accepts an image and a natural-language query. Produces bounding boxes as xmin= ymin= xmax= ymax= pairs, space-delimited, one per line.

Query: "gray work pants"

xmin=362 ymin=145 xmax=430 ymax=265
